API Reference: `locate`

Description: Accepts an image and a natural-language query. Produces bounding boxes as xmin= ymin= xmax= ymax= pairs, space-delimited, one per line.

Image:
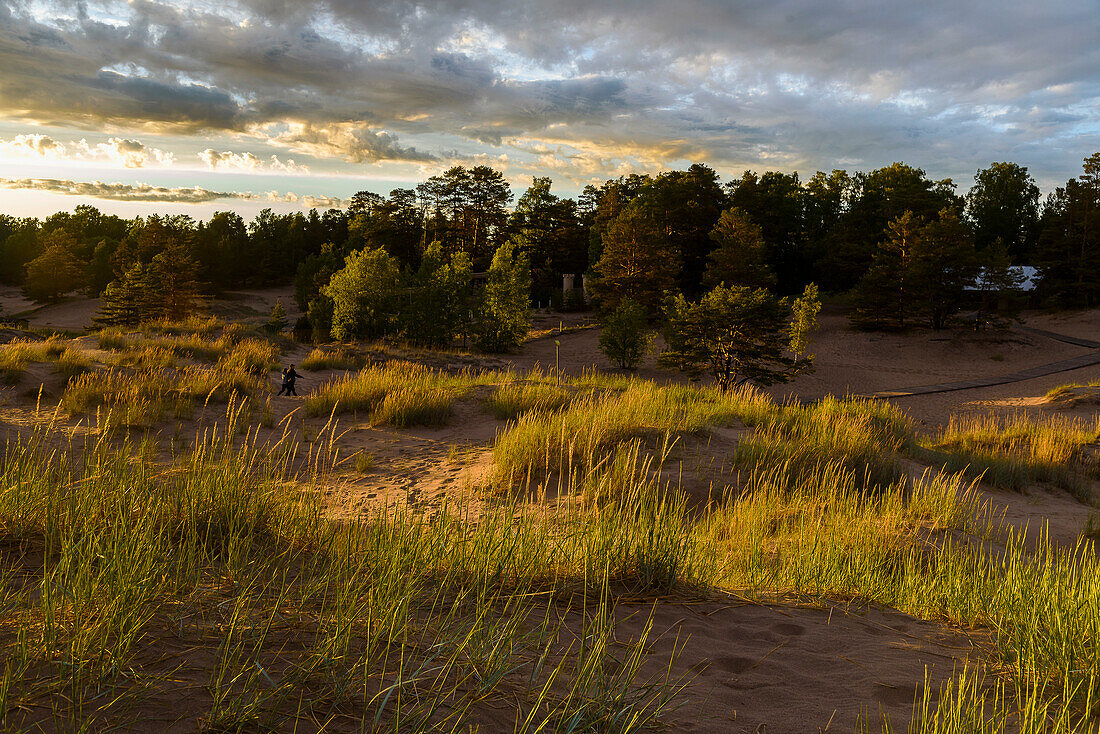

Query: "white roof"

xmin=967 ymin=265 xmax=1037 ymax=292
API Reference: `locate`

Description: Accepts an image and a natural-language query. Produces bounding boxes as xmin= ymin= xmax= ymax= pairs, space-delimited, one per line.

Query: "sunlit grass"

xmin=303 ymin=361 xmax=485 ymax=426
xmin=0 ymin=330 xmax=1097 ymax=730
xmin=920 ymin=412 xmax=1100 ymax=497
xmin=300 ymin=346 xmax=365 ymax=371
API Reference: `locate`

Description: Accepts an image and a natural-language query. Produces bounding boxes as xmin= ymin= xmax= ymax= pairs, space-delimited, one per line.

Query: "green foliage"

xmin=853 ymin=209 xmax=979 ymax=330
xmin=909 ymin=208 xmax=981 ymax=329
xmin=1036 ymin=152 xmax=1100 ymax=306
xmin=264 ymin=299 xmax=288 ymax=333
xmin=474 ymin=239 xmax=531 ymax=353
xmin=402 ymin=241 xmax=472 ymax=348
xmin=659 ymin=284 xmax=818 ymax=388
xmin=22 ymin=230 xmax=87 ymax=303
xmin=146 ymin=239 xmax=202 ymax=321
xmin=598 ymin=298 xmax=653 ymax=370
xmin=966 ymin=161 xmax=1041 ymax=261
xmin=306 ymin=295 xmax=333 ymax=343
xmin=95 ymin=263 xmax=149 ymax=327
xmin=703 ymin=207 xmax=775 ymax=289
xmin=322 ymin=247 xmax=400 ymax=341
xmin=94 ymin=230 xmax=203 ymax=326
xmin=293 ymin=242 xmax=341 ymax=311
xmin=509 ymin=176 xmax=588 ymax=301
xmin=788 ymin=282 xmax=821 ymax=356
xmin=591 ymin=200 xmax=680 ymax=315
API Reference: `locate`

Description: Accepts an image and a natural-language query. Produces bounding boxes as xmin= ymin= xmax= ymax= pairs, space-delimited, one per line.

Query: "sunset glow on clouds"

xmin=0 ymin=0 xmax=1097 ymax=215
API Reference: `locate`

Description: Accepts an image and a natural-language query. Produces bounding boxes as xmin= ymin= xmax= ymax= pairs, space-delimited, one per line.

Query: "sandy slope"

xmin=0 ymin=294 xmax=1097 ymax=732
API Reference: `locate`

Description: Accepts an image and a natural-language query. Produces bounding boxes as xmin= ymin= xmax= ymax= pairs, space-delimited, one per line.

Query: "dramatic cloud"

xmin=0 ymin=177 xmax=345 ymax=208
xmin=260 ymin=123 xmax=435 ymax=164
xmin=0 ymin=0 xmax=1096 ymax=191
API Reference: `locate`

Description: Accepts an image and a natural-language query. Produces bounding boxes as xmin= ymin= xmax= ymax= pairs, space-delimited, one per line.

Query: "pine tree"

xmin=95 ymin=264 xmax=150 ymax=327
xmin=146 ymin=240 xmax=202 ymax=321
xmin=852 ymin=211 xmax=920 ymax=329
xmin=265 ymin=300 xmax=289 ymax=333
xmin=23 ymin=230 xmax=87 ymax=303
xmin=909 ymin=208 xmax=979 ymax=330
xmin=703 ymin=207 xmax=775 ymax=289
xmin=598 ymin=298 xmax=652 ymax=370
xmin=590 ymin=201 xmax=680 ymax=315
xmin=660 ymin=283 xmax=819 ymax=388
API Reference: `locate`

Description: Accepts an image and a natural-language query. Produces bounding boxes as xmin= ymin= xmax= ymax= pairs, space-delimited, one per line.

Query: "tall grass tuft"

xmin=303 ymin=361 xmax=478 ymax=425
xmin=300 ymin=346 xmax=364 ymax=371
xmin=921 ymin=412 xmax=1100 ymax=496
xmin=486 ymin=379 xmax=579 ymax=420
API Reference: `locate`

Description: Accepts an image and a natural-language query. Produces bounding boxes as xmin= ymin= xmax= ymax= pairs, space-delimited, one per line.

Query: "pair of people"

xmin=277 ymin=364 xmax=300 ymax=396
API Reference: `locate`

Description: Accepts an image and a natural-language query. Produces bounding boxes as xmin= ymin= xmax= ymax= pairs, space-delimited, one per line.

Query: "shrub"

xmin=598 ymin=298 xmax=652 ymax=370
xmin=265 ymin=300 xmax=288 ymax=333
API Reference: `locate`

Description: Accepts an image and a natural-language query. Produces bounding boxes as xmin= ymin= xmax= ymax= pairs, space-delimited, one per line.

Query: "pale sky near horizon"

xmin=1 ymin=0 xmax=1098 ymax=219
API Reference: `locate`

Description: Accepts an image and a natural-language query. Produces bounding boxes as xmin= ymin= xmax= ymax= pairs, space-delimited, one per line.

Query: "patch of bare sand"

xmin=510 ymin=309 xmax=1098 ymax=430
xmin=634 ymin=600 xmax=987 ymax=734
xmin=210 ymin=286 xmax=301 ymax=325
xmin=885 ymin=359 xmax=1100 ymax=428
xmin=0 ymin=286 xmax=102 ymax=330
xmin=1021 ymin=308 xmax=1100 ymax=343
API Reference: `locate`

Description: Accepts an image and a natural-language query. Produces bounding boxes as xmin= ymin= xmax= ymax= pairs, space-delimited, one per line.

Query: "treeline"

xmin=0 ymin=154 xmax=1097 ymax=334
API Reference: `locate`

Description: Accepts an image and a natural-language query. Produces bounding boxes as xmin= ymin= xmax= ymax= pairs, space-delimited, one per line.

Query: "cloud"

xmin=0 ymin=134 xmax=174 ymax=167
xmin=0 ymin=0 xmax=1096 ymax=187
xmin=260 ymin=123 xmax=435 ymax=163
xmin=198 ymin=149 xmax=310 ymax=174
xmin=0 ymin=177 xmax=346 ymax=208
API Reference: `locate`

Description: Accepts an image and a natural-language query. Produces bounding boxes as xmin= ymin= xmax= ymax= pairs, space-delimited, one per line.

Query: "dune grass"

xmin=1045 ymin=381 xmax=1100 ymax=407
xmin=0 ymin=410 xmax=688 ymax=732
xmin=0 ymin=334 xmax=1098 ymax=730
xmin=0 ymin=336 xmax=94 ymax=384
xmin=920 ymin=412 xmax=1100 ymax=497
xmin=0 ymin=407 xmax=1096 ymax=730
xmin=62 ymin=363 xmax=267 ymax=428
xmin=303 ymin=361 xmax=484 ymax=426
xmin=300 ymin=346 xmax=365 ymax=372
xmin=486 ymin=380 xmax=581 ymax=419
xmin=491 ymin=385 xmax=913 ymax=490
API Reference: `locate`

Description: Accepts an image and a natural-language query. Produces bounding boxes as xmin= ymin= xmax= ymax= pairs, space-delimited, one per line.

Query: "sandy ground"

xmin=2 ymin=292 xmax=1098 ymax=732
xmin=0 ymin=285 xmax=301 ymax=331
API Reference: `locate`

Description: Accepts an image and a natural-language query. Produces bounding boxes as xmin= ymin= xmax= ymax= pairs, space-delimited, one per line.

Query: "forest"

xmin=1 ymin=154 xmax=1098 ymax=340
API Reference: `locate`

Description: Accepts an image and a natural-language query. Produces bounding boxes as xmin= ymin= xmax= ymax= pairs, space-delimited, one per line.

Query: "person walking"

xmin=277 ymin=364 xmax=300 ymax=396
xmin=283 ymin=364 xmax=300 ymax=396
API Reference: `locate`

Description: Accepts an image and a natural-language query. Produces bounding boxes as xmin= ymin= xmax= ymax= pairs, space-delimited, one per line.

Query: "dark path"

xmin=867 ymin=327 xmax=1100 ymax=399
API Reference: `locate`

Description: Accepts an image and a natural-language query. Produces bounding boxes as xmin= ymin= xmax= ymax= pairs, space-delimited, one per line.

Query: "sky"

xmin=0 ymin=0 xmax=1098 ymax=219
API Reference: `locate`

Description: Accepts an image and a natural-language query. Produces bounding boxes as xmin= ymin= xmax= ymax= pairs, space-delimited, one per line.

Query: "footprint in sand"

xmin=704 ymin=655 xmax=757 ymax=675
xmin=771 ymin=622 xmax=805 ymax=636
xmin=873 ymin=683 xmax=921 ymax=707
